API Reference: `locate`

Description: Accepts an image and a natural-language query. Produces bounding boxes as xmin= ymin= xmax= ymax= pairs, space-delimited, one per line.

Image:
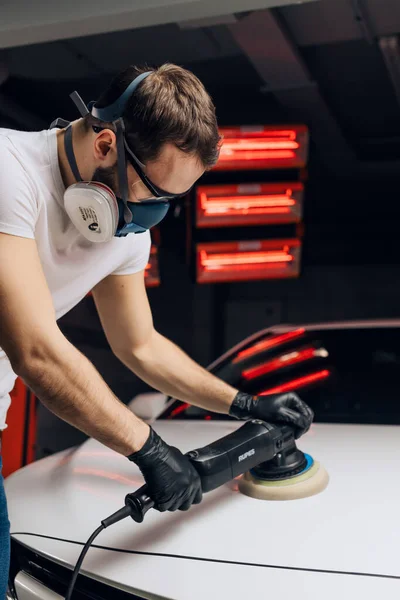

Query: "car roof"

xmin=208 ymin=318 xmax=400 ymax=371
xmin=274 ymin=319 xmax=400 ymax=332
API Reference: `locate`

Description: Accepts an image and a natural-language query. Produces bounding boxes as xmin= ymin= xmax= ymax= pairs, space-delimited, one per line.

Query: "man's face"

xmin=93 ymin=142 xmax=205 ymax=203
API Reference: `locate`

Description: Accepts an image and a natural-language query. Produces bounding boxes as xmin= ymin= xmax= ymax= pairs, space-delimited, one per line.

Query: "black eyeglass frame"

xmin=92 ymin=125 xmax=193 ymax=202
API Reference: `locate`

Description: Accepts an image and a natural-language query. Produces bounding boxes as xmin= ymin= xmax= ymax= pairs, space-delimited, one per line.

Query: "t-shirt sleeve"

xmin=112 ymin=229 xmax=152 ymax=276
xmin=0 ymin=137 xmax=38 ymax=239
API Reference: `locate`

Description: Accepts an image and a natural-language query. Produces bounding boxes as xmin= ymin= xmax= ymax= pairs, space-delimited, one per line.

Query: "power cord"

xmin=65 ymin=505 xmax=132 ymax=600
xmin=64 ymin=421 xmax=282 ymax=598
xmin=64 ymin=525 xmax=104 ymax=600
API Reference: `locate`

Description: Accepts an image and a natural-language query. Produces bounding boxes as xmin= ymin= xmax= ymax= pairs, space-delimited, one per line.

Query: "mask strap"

xmin=69 ymin=91 xmax=90 ymax=117
xmin=91 ymin=71 xmax=152 ymax=122
xmin=115 ymin=119 xmax=133 ymax=223
xmin=64 ymin=125 xmax=83 ymax=182
xmin=49 ymin=117 xmax=71 ymax=130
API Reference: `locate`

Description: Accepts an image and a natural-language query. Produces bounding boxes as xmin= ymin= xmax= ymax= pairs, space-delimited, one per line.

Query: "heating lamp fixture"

xmin=196 ymin=183 xmax=304 ymax=228
xmin=196 ymin=239 xmax=302 ymax=283
xmin=214 ymin=125 xmax=309 ymax=171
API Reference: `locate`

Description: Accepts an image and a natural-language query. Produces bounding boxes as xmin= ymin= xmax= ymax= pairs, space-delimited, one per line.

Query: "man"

xmin=0 ymin=63 xmax=313 ymax=596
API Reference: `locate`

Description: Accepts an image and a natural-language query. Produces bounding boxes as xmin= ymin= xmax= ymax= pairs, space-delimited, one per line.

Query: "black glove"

xmin=229 ymin=391 xmax=314 ymax=439
xmin=127 ymin=427 xmax=203 ymax=512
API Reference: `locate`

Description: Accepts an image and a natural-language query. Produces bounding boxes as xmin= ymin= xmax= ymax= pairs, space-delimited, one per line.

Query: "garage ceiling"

xmin=1 ymin=0 xmax=400 ymax=178
xmin=0 ymin=0 xmax=317 ymax=49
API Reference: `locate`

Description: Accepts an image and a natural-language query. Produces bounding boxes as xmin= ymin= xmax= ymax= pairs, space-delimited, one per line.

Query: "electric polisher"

xmin=116 ymin=419 xmax=328 ymax=523
xmin=65 ymin=420 xmax=328 ymax=599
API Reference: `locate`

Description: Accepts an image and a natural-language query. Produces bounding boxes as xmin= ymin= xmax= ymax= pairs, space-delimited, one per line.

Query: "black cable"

xmin=64 ymin=505 xmax=133 ymax=600
xmin=64 ymin=524 xmax=105 ymax=600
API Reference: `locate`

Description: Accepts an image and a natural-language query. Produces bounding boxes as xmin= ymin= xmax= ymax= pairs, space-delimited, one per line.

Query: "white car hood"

xmin=6 ymin=421 xmax=400 ymax=599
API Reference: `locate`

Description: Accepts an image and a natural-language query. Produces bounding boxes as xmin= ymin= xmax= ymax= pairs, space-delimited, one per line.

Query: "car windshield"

xmin=159 ymin=326 xmax=400 ymax=425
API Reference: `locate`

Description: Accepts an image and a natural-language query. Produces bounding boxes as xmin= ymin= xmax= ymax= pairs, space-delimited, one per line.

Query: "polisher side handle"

xmin=125 ymin=487 xmax=154 ymax=523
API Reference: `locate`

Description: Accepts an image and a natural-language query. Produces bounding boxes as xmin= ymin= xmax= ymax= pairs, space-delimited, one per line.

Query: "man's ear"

xmin=93 ymin=129 xmax=118 ymax=165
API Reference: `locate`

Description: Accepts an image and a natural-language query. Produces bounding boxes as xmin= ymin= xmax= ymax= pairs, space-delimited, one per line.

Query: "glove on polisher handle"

xmin=229 ymin=391 xmax=314 ymax=439
xmin=127 ymin=427 xmax=202 ymax=515
xmin=125 ymin=419 xmax=285 ymax=522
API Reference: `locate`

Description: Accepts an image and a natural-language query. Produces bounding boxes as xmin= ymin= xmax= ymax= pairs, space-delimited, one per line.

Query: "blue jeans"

xmin=0 ymin=455 xmax=10 ymax=600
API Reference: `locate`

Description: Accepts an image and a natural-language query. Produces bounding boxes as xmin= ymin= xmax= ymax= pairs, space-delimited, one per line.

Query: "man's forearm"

xmin=17 ymin=335 xmax=149 ymax=456
xmin=120 ymin=331 xmax=238 ymax=413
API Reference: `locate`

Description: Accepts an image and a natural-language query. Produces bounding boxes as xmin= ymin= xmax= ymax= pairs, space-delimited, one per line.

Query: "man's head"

xmin=81 ymin=63 xmax=221 ymax=202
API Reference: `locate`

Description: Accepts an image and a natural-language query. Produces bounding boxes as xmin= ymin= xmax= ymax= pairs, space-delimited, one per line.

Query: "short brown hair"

xmin=84 ymin=63 xmax=221 ymax=169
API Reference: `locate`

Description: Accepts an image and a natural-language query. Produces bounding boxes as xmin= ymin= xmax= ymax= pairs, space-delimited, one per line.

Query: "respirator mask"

xmin=50 ymin=71 xmax=190 ymax=242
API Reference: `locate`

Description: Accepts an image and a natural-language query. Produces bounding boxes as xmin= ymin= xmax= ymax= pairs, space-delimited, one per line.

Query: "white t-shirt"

xmin=0 ymin=127 xmax=151 ymax=430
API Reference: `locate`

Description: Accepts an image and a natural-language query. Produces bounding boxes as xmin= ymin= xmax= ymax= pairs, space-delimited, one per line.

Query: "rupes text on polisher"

xmin=238 ymin=449 xmax=255 ymax=462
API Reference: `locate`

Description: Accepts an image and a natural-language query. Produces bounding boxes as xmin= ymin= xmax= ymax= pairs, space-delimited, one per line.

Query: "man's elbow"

xmin=9 ymin=330 xmax=65 ymax=379
xmin=112 ymin=332 xmax=157 ymax=368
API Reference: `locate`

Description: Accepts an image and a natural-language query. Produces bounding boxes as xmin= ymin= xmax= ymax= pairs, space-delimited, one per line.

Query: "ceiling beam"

xmin=280 ymin=0 xmax=400 ymax=49
xmin=228 ymin=9 xmax=357 ymax=174
xmin=228 ymin=9 xmax=400 ymax=178
xmin=378 ymin=35 xmax=400 ymax=108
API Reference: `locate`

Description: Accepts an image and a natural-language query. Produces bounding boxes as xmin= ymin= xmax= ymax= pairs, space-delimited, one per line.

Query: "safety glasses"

xmin=92 ymin=123 xmax=193 ymax=203
xmin=123 ymin=138 xmax=193 ymax=202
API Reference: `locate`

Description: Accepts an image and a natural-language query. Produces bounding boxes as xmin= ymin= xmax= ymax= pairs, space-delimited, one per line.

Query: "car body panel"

xmin=6 ymin=421 xmax=400 ymax=590
xmin=11 ymin=538 xmax=400 ymax=600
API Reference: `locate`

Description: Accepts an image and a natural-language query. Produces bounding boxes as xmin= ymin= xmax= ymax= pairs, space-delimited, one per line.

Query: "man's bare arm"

xmin=120 ymin=330 xmax=238 ymax=412
xmin=93 ymin=271 xmax=237 ymax=412
xmin=0 ymin=233 xmax=149 ymax=455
